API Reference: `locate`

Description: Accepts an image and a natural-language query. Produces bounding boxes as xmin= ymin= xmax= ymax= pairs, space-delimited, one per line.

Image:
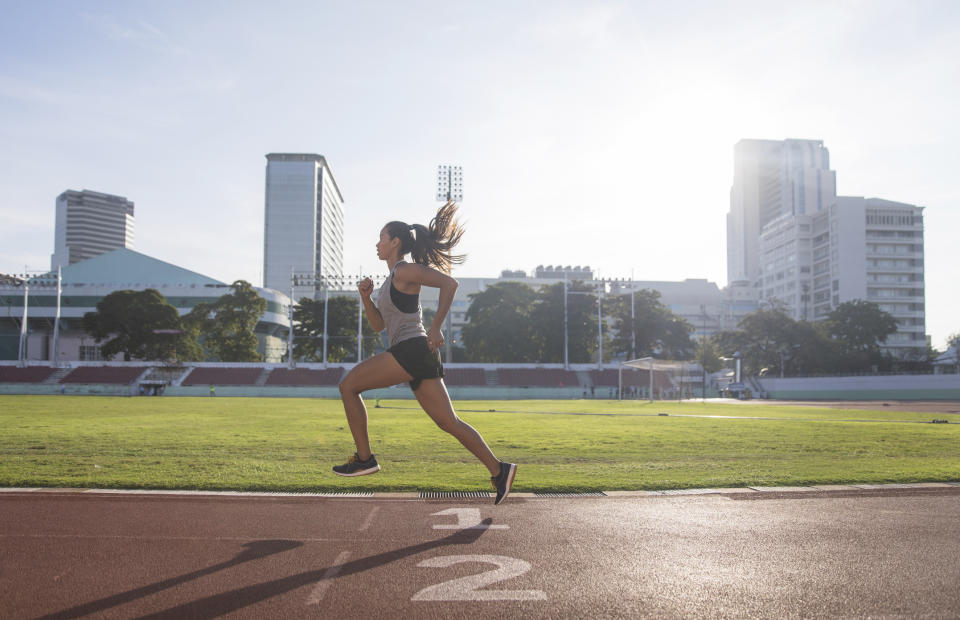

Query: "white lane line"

xmin=431 ymin=508 xmax=509 ymax=530
xmin=358 ymin=506 xmax=380 ymax=531
xmin=306 ymin=550 xmax=352 ymax=604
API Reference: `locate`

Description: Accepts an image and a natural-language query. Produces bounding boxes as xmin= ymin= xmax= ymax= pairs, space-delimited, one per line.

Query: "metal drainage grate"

xmin=420 ymin=491 xmax=493 ymax=499
xmin=534 ymin=491 xmax=607 ymax=497
xmin=248 ymin=491 xmax=375 ymax=497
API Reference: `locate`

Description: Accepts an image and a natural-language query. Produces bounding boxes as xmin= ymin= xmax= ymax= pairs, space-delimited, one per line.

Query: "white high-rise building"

xmin=263 ymin=153 xmax=344 ymax=296
xmin=727 ymin=139 xmax=836 ymax=288
xmin=760 ymin=197 xmax=926 ymax=359
xmin=50 ymin=189 xmax=135 ymax=270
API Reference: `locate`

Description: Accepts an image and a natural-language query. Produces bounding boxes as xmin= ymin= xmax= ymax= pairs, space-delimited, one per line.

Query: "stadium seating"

xmin=442 ymin=368 xmax=487 ymax=386
xmin=60 ymin=366 xmax=149 ymax=384
xmin=496 ymin=368 xmax=580 ymax=387
xmin=0 ymin=366 xmax=56 ymax=383
xmin=591 ymin=368 xmax=673 ymax=390
xmin=180 ymin=367 xmax=263 ymax=386
xmin=265 ymin=368 xmax=344 ymax=386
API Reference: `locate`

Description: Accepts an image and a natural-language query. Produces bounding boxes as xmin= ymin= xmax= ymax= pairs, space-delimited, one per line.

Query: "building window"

xmin=79 ymin=345 xmax=103 ymax=361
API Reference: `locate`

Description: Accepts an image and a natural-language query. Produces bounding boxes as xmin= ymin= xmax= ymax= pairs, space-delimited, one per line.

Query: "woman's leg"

xmin=339 ymin=352 xmax=413 ymax=460
xmin=414 ymin=378 xmax=501 ymax=476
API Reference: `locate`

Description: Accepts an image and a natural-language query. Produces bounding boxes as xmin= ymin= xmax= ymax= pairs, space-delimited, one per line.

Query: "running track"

xmin=3 ymin=485 xmax=960 ymax=618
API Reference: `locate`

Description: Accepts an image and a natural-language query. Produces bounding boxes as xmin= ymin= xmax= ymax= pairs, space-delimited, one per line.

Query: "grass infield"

xmin=1 ymin=396 xmax=958 ymax=493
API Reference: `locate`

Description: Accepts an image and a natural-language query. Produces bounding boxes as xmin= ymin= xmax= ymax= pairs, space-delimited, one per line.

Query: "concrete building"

xmin=759 ymin=197 xmax=926 ymax=359
xmin=758 ymin=212 xmax=815 ymax=320
xmin=263 ymin=154 xmax=344 ymax=298
xmin=51 ymin=189 xmax=135 ymax=270
xmin=1 ymin=249 xmax=291 ymax=363
xmin=727 ymin=139 xmax=836 ymax=288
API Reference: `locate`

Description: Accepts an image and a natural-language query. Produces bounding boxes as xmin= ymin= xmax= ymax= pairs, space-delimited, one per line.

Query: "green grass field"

xmin=1 ymin=396 xmax=958 ymax=492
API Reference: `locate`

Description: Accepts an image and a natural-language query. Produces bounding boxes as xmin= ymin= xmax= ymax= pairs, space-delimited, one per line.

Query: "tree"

xmin=823 ymin=300 xmax=898 ymax=372
xmin=695 ymin=337 xmax=724 ymax=374
xmin=529 ymin=281 xmax=597 ymax=363
xmin=712 ymin=302 xmax=809 ymax=376
xmin=461 ymin=282 xmax=540 ymax=362
xmin=292 ymin=295 xmax=378 ymax=362
xmin=608 ymin=289 xmax=695 ymax=360
xmin=186 ymin=280 xmax=266 ymax=362
xmin=82 ymin=289 xmax=201 ymax=362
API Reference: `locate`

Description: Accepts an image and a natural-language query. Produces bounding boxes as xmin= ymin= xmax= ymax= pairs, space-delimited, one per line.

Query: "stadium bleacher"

xmin=591 ymin=368 xmax=672 ymax=390
xmin=0 ymin=366 xmax=56 ymax=383
xmin=265 ymin=368 xmax=344 ymax=386
xmin=496 ymin=368 xmax=580 ymax=387
xmin=60 ymin=366 xmax=149 ymax=384
xmin=180 ymin=367 xmax=263 ymax=386
xmin=441 ymin=368 xmax=487 ymax=386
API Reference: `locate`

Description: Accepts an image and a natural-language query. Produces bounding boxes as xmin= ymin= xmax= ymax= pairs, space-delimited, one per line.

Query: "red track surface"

xmin=2 ymin=488 xmax=960 ymax=618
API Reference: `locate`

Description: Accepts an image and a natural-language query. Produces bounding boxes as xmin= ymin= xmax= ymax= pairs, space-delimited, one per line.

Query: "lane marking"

xmin=431 ymin=508 xmax=508 ymax=530
xmin=305 ymin=550 xmax=352 ymax=604
xmin=358 ymin=506 xmax=380 ymax=531
xmin=412 ymin=555 xmax=546 ymax=601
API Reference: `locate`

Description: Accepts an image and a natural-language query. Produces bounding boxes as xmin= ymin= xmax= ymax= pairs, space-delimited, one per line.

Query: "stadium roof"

xmin=60 ymin=249 xmax=226 ymax=287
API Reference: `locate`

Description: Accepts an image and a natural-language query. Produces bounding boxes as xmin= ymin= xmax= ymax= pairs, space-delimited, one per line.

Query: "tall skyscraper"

xmin=263 ymin=153 xmax=344 ymax=296
xmin=727 ymin=139 xmax=836 ymax=287
xmin=50 ymin=189 xmax=135 ymax=270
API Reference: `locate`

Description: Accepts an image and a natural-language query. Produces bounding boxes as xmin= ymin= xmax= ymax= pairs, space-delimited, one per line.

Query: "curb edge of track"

xmin=2 ymin=481 xmax=959 ymax=499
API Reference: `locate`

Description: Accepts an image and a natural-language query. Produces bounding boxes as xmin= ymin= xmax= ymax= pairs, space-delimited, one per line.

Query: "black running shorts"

xmin=387 ymin=336 xmax=444 ymax=391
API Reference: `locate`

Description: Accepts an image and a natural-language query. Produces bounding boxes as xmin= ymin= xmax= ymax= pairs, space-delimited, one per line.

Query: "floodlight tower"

xmin=436 ymin=165 xmax=463 ymax=363
xmin=436 ymin=165 xmax=463 ymax=202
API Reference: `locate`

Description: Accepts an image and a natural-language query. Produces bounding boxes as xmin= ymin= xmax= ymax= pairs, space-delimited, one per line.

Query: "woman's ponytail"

xmin=385 ymin=201 xmax=466 ymax=273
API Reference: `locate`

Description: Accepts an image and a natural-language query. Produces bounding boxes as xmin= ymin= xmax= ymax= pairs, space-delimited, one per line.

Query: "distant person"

xmin=332 ymin=201 xmax=516 ymax=505
xmin=210 ymin=384 xmax=215 ymax=397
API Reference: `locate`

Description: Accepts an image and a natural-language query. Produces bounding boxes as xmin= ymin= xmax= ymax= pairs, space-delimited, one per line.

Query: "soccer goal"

xmin=618 ymin=357 xmax=705 ymax=402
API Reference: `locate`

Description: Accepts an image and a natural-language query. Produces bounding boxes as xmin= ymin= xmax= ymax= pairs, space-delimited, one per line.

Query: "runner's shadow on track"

xmin=36 ymin=539 xmax=303 ymax=620
xmin=38 ymin=520 xmax=492 ymax=620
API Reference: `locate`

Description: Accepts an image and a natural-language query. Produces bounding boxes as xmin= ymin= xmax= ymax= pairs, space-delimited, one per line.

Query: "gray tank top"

xmin=376 ymin=261 xmax=427 ymax=346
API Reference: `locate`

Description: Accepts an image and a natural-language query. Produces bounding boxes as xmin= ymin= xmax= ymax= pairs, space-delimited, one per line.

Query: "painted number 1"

xmin=411 ymin=555 xmax=547 ymax=601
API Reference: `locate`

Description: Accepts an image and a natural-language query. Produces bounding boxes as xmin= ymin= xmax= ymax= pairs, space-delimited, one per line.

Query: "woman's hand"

xmin=357 ymin=277 xmax=374 ymax=299
xmin=426 ymin=325 xmax=445 ymax=353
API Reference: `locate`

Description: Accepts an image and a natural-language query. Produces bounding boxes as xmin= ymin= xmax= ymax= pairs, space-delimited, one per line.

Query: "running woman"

xmin=332 ymin=201 xmax=517 ymax=505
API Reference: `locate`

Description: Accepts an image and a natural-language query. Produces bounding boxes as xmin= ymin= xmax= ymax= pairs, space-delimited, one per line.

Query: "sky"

xmin=1 ymin=0 xmax=958 ymax=348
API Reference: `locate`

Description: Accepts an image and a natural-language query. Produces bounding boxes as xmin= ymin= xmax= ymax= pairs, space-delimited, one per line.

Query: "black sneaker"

xmin=332 ymin=453 xmax=381 ymax=477
xmin=490 ymin=462 xmax=517 ymax=505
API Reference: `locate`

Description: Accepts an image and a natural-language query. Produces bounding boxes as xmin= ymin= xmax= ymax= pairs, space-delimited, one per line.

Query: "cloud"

xmin=81 ymin=12 xmax=190 ymax=56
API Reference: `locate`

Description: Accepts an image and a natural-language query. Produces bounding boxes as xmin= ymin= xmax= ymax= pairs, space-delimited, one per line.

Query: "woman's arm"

xmin=357 ymin=278 xmax=385 ymax=332
xmin=395 ymin=264 xmax=458 ymax=352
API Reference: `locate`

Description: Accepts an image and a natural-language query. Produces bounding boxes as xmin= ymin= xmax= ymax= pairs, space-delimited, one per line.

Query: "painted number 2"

xmin=411 ymin=555 xmax=547 ymax=601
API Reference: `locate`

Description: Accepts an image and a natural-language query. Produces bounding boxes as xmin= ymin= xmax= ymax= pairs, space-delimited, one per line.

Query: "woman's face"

xmin=376 ymin=228 xmax=395 ymax=260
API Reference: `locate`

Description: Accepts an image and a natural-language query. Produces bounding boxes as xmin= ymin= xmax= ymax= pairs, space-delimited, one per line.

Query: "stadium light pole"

xmin=563 ymin=276 xmax=568 ymax=369
xmin=436 ymin=165 xmax=462 ymax=364
xmin=597 ymin=281 xmax=603 ymax=369
xmin=357 ymin=270 xmax=363 ymax=363
xmin=17 ymin=279 xmax=28 ymax=367
xmin=322 ymin=281 xmax=329 ymax=367
xmin=52 ymin=267 xmax=62 ymax=367
xmin=701 ymin=304 xmax=707 ymax=399
xmin=288 ymin=267 xmax=296 ymax=369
